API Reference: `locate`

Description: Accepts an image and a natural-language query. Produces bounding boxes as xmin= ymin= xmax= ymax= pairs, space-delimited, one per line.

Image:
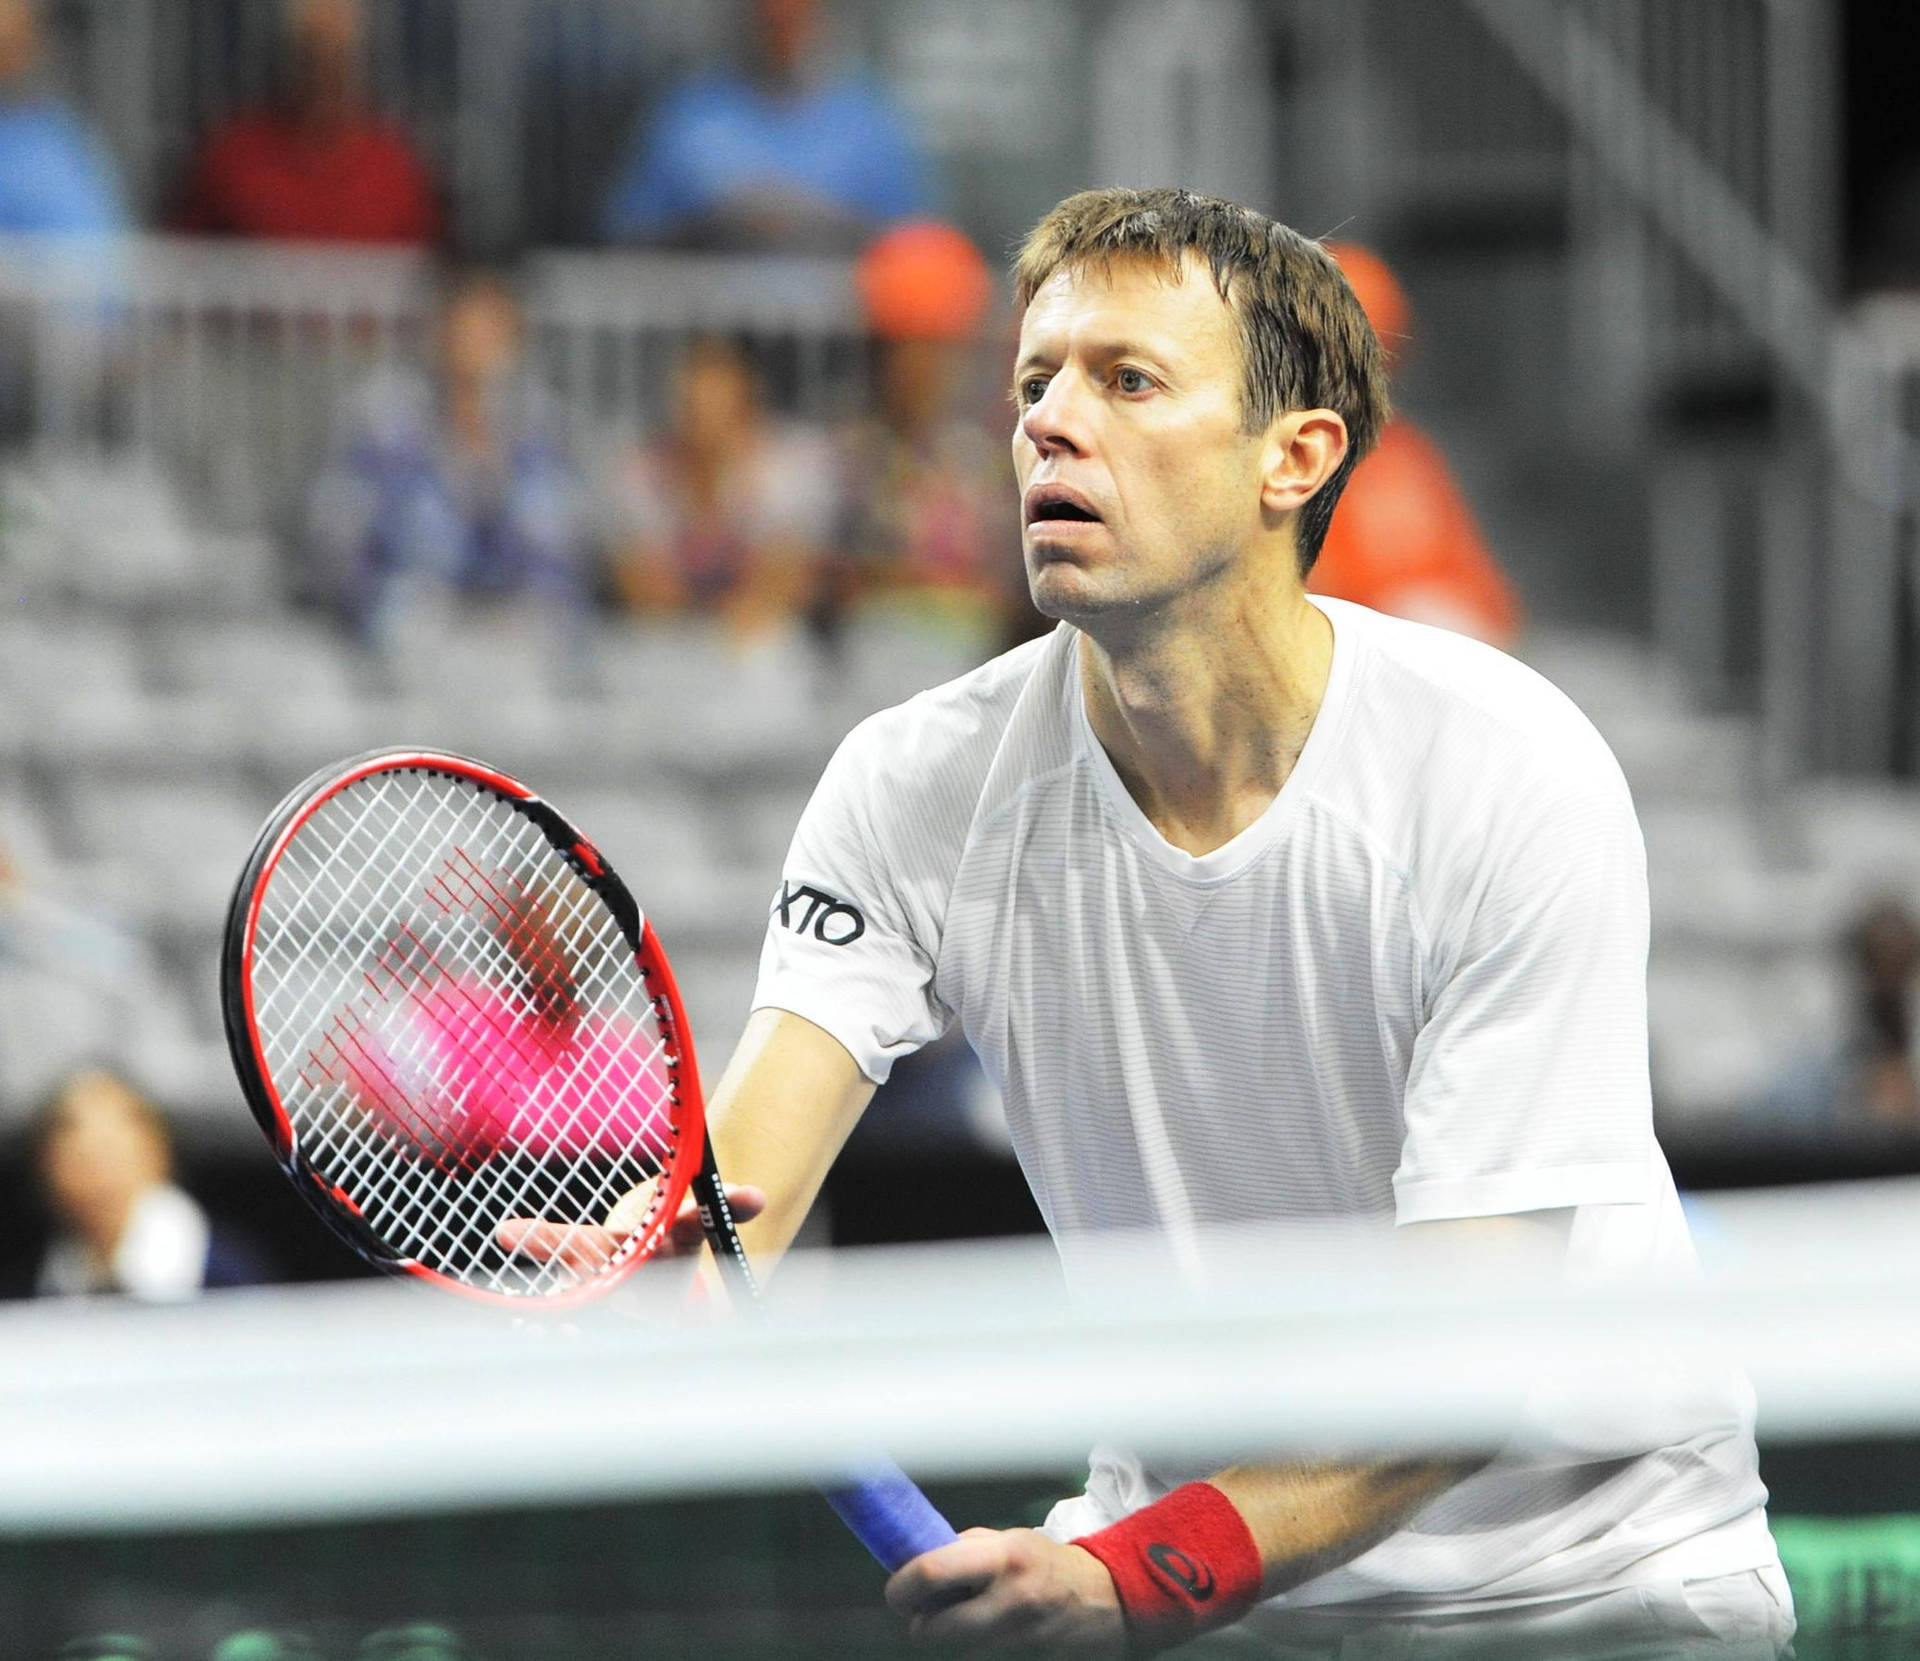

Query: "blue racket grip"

xmin=821 ymin=1463 xmax=960 ymax=1571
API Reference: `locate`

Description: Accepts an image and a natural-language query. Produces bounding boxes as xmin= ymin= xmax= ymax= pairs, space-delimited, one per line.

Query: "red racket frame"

xmin=221 ymin=748 xmax=708 ymax=1307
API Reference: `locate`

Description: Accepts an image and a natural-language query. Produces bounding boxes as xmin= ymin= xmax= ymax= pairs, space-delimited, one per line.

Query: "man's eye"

xmin=1018 ymin=378 xmax=1049 ymax=406
xmin=1115 ymin=368 xmax=1151 ymax=394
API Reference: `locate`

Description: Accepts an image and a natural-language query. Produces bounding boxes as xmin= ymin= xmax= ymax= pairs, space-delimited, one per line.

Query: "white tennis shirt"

xmin=753 ymin=596 xmax=1775 ymax=1612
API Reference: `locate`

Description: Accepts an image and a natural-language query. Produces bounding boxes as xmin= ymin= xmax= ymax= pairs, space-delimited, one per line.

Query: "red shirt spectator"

xmin=178 ymin=111 xmax=438 ymax=244
xmin=173 ymin=0 xmax=439 ymax=246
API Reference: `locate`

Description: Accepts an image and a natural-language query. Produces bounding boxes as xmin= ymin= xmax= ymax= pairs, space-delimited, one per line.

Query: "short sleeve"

xmin=1393 ymin=761 xmax=1653 ymax=1223
xmin=750 ymin=719 xmax=950 ymax=1082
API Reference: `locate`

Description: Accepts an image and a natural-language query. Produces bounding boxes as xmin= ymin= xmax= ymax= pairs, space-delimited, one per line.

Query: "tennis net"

xmin=3 ymin=1180 xmax=1919 ymax=1658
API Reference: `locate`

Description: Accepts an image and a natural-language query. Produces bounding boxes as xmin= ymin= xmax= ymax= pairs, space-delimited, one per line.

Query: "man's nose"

xmin=1019 ymin=372 xmax=1090 ymax=455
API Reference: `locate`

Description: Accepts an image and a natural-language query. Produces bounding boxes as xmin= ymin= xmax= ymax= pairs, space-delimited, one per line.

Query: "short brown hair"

xmin=1014 ymin=187 xmax=1389 ymax=574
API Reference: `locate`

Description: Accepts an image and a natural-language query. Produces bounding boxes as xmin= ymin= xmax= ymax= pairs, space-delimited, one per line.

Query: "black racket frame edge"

xmin=219 ymin=745 xmax=709 ymax=1284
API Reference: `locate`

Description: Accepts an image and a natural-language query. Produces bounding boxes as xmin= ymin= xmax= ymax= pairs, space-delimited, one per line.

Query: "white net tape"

xmin=4 ymin=1183 xmax=1920 ymax=1531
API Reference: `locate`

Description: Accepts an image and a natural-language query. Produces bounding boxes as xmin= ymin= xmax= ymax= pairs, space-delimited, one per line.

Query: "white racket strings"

xmin=246 ymin=769 xmax=683 ymax=1297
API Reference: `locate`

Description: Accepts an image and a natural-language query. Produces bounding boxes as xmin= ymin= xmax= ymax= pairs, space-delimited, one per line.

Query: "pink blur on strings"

xmin=353 ymin=978 xmax=674 ymax=1165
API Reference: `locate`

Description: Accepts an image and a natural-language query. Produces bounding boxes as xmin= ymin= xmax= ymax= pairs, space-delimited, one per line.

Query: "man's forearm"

xmin=1210 ymin=1457 xmax=1478 ymax=1594
xmin=703 ymin=1007 xmax=876 ymax=1268
xmin=1064 ymin=1457 xmax=1478 ymax=1652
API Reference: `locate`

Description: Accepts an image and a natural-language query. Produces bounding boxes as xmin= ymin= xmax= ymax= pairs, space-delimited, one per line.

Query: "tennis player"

xmin=586 ymin=186 xmax=1792 ymax=1656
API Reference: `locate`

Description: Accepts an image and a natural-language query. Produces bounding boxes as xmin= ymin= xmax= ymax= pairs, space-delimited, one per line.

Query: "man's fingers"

xmin=495 ymin=1219 xmax=625 ymax=1272
xmin=499 ymin=1184 xmax=769 ymax=1267
xmin=662 ymin=1184 xmax=769 ymax=1253
xmin=884 ymin=1530 xmax=1005 ymax=1619
xmin=725 ymin=1184 xmax=769 ymax=1222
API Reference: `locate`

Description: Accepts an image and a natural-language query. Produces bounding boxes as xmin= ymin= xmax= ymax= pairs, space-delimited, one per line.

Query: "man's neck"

xmin=1078 ymin=576 xmax=1335 ymax=858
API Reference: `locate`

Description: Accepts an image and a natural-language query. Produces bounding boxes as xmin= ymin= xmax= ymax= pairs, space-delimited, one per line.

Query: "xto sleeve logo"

xmin=772 ymin=881 xmax=868 ymax=945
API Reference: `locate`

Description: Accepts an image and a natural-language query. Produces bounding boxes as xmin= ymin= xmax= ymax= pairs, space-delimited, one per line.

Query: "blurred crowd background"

xmin=1 ymin=0 xmax=1918 ymax=1296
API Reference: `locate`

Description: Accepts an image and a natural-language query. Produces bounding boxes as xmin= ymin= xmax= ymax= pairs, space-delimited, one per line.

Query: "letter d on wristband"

xmin=1074 ymin=1482 xmax=1263 ymax=1653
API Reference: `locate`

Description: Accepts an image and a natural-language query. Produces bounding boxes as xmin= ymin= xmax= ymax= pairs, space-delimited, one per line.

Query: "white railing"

xmin=0 ymin=236 xmax=867 ymax=529
xmin=524 ymin=248 xmax=869 ymax=441
xmin=0 ymin=233 xmax=432 ymax=527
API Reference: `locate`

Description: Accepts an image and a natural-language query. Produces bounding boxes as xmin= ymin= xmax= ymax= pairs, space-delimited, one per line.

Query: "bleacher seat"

xmin=723 ymin=781 xmax=818 ymax=872
xmin=1648 ymin=949 xmax=1843 ymax=1122
xmin=34 ymin=456 xmax=203 ymax=609
xmin=64 ymin=777 xmax=271 ymax=936
xmin=1639 ymin=800 xmax=1846 ymax=954
xmin=0 ymin=971 xmax=123 ymax=1115
xmin=830 ymin=611 xmax=995 ymax=730
xmin=663 ymin=944 xmax=764 ymax=1084
xmin=592 ymin=620 xmax=832 ymax=779
xmin=0 ymin=613 xmax=146 ymax=713
xmin=0 ymin=791 xmax=57 ymax=881
xmin=156 ymin=617 xmax=363 ymax=704
xmin=1791 ymin=783 xmax=1920 ymax=900
xmin=551 ymin=784 xmax=767 ymax=950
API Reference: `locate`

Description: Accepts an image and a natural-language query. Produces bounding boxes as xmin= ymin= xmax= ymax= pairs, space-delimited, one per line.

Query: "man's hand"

xmin=497 ymin=1182 xmax=766 ymax=1274
xmin=885 ymin=1528 xmax=1127 ymax=1655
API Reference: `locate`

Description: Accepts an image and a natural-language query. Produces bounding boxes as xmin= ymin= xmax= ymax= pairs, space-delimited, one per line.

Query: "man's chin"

xmin=1026 ymin=565 xmax=1133 ymax=624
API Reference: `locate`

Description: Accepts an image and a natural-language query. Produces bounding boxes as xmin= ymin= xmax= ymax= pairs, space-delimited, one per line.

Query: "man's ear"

xmin=1259 ymin=409 xmax=1349 ymax=518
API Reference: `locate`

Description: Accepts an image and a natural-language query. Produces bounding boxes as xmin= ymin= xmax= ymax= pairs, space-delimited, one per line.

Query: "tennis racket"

xmin=220 ymin=747 xmax=958 ymax=1571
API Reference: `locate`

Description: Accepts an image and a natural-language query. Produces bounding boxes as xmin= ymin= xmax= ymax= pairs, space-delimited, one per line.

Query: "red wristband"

xmin=1074 ymin=1482 xmax=1263 ymax=1654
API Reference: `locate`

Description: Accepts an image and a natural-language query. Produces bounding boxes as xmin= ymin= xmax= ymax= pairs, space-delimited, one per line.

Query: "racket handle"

xmin=821 ymin=1464 xmax=960 ymax=1571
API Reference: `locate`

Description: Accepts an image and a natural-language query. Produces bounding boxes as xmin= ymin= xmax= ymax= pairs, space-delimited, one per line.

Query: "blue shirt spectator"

xmin=602 ymin=72 xmax=925 ymax=249
xmin=0 ymin=0 xmax=128 ymax=238
xmin=307 ymin=272 xmax=585 ymax=646
xmin=0 ymin=100 xmax=126 ymax=236
xmin=599 ymin=0 xmax=926 ymax=251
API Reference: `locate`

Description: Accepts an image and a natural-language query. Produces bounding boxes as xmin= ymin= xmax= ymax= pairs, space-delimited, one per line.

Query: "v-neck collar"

xmin=1068 ymin=595 xmax=1360 ymax=883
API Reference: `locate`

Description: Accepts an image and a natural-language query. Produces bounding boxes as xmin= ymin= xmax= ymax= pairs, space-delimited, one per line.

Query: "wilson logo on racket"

xmin=1146 ymin=1543 xmax=1215 ymax=1602
xmin=773 ymin=881 xmax=866 ymax=945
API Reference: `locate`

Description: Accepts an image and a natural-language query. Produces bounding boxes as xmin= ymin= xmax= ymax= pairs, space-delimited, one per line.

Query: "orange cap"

xmin=857 ymin=222 xmax=993 ymax=342
xmin=1325 ymin=241 xmax=1411 ymax=355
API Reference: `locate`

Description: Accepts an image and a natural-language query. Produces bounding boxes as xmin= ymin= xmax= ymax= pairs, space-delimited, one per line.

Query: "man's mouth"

xmin=1024 ymin=484 xmax=1103 ymax=526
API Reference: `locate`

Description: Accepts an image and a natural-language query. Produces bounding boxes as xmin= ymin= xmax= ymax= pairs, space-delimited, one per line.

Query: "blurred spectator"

xmin=605 ymin=333 xmax=836 ymax=636
xmin=174 ymin=0 xmax=439 ymax=245
xmin=833 ymin=222 xmax=1022 ymax=650
xmin=27 ymin=1067 xmax=270 ymax=1299
xmin=1758 ymin=896 xmax=1920 ymax=1135
xmin=0 ymin=0 xmax=129 ymax=240
xmin=1311 ymin=243 xmax=1521 ymax=648
xmin=307 ymin=265 xmax=585 ymax=648
xmin=0 ymin=0 xmax=131 ymax=442
xmin=600 ymin=0 xmax=927 ymax=252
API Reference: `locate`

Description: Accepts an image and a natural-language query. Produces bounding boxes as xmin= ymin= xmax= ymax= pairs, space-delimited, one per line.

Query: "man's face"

xmin=676 ymin=346 xmax=756 ymax=452
xmin=1011 ymin=255 xmax=1274 ymax=626
xmin=755 ymin=0 xmax=820 ymax=83
xmin=40 ymin=1074 xmax=167 ymax=1238
xmin=289 ymin=0 xmax=361 ymax=109
xmin=440 ymin=281 xmax=521 ymax=388
xmin=0 ymin=0 xmax=39 ymax=83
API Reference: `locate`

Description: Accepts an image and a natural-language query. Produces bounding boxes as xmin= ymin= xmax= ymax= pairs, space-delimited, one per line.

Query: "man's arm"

xmin=705 ymin=1006 xmax=878 ymax=1266
xmin=886 ymin=1210 xmax=1571 ymax=1655
xmin=882 ymin=1459 xmax=1467 ymax=1657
